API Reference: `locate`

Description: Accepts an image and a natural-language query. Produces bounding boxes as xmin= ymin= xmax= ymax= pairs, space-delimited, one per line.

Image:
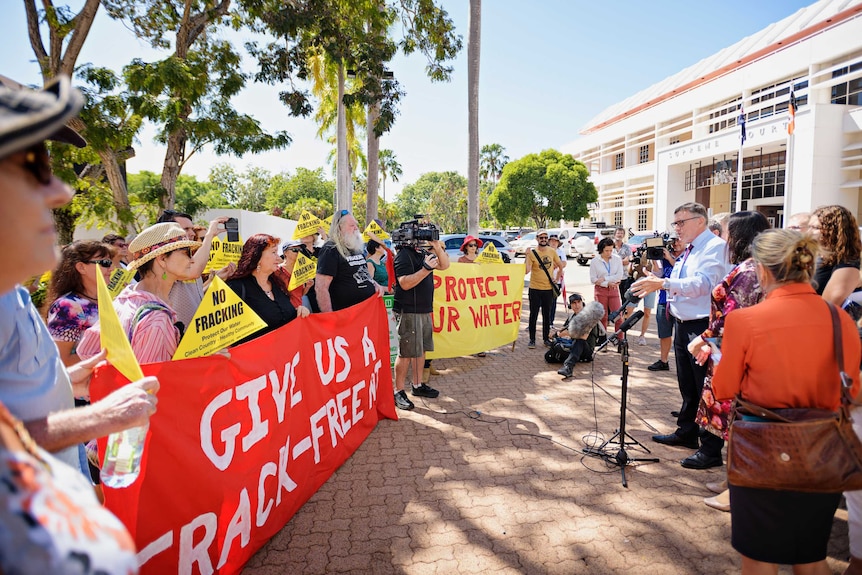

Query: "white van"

xmin=570 ymin=227 xmax=616 ymax=265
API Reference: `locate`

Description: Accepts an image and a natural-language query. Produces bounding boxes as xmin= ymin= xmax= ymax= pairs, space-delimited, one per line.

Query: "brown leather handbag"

xmin=726 ymin=302 xmax=862 ymax=493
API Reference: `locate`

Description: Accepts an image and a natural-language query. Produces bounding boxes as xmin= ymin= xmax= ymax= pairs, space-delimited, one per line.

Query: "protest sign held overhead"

xmin=106 ymin=267 xmax=135 ymax=299
xmin=292 ymin=210 xmax=324 ymax=239
xmin=172 ymin=276 xmax=268 ymax=360
xmin=475 ymin=242 xmax=503 ymax=264
xmin=362 ymin=220 xmax=390 ymax=242
xmin=95 ymin=267 xmax=144 ymax=382
xmin=288 ymin=252 xmax=317 ymax=291
xmin=204 ymin=236 xmax=244 ymax=274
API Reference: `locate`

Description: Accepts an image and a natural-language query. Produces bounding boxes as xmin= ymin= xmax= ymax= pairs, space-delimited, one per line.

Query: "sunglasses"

xmin=466 ymin=243 xmax=477 ymax=248
xmin=537 ymin=236 xmax=549 ymax=240
xmin=170 ymin=247 xmax=192 ymax=258
xmin=87 ymin=259 xmax=113 ymax=268
xmin=22 ymin=143 xmax=53 ymax=186
xmin=113 ymin=241 xmax=129 ymax=248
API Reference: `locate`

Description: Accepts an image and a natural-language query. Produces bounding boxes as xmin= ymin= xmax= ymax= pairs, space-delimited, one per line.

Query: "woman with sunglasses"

xmin=458 ymin=235 xmax=483 ymax=263
xmin=45 ymin=241 xmax=117 ymax=367
xmin=77 ymin=223 xmax=200 ymax=365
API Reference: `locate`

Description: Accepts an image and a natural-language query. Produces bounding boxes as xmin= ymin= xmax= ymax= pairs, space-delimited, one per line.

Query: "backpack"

xmin=544 ymin=338 xmax=572 ymax=364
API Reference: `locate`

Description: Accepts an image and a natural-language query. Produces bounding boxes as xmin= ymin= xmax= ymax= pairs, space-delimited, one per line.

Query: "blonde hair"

xmin=750 ymin=229 xmax=817 ymax=284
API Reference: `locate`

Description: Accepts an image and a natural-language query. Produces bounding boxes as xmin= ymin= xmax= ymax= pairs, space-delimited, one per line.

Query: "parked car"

xmin=510 ymin=232 xmax=537 ymax=257
xmin=440 ymin=233 xmax=515 ymax=263
xmin=542 ymin=227 xmax=579 ymax=259
xmin=570 ymin=227 xmax=616 ymax=266
xmin=505 ymin=228 xmax=534 ymax=243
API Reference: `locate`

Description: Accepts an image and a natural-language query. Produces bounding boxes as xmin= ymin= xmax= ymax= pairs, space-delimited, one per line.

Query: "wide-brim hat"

xmin=127 ymin=222 xmax=201 ymax=271
xmin=0 ymin=75 xmax=86 ymax=159
xmin=460 ymin=235 xmax=483 ymax=252
xmin=281 ymin=239 xmax=303 ymax=255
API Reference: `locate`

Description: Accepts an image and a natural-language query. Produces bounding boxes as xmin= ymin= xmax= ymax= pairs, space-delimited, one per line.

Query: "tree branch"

xmin=60 ymin=0 xmax=101 ymax=77
xmin=24 ymin=0 xmax=49 ymax=75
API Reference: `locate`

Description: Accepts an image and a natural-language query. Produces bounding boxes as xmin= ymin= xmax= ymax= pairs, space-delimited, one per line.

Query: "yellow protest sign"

xmin=323 ymin=214 xmax=333 ymax=227
xmin=426 ymin=263 xmax=525 ymax=359
xmin=172 ymin=276 xmax=268 ymax=360
xmin=39 ymin=270 xmax=52 ymax=285
xmin=287 ymin=252 xmax=317 ymax=291
xmin=362 ymin=220 xmax=390 ymax=242
xmin=292 ymin=211 xmax=324 ymax=239
xmin=476 ymin=242 xmax=503 ymax=264
xmin=203 ymin=236 xmax=244 ymax=274
xmin=106 ymin=268 xmax=135 ymax=299
xmin=95 ymin=268 xmax=144 ymax=382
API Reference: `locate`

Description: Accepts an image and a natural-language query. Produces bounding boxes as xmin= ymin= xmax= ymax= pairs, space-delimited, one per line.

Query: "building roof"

xmin=580 ymin=0 xmax=862 ymax=134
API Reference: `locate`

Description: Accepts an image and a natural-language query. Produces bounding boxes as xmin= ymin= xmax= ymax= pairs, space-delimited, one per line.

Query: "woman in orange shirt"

xmin=712 ymin=229 xmax=861 ymax=575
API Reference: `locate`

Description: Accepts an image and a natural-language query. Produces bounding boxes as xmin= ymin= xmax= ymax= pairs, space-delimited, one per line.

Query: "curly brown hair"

xmin=228 ymin=234 xmax=289 ymax=294
xmin=812 ymin=205 xmax=861 ymax=265
xmin=47 ymin=241 xmax=116 ymax=305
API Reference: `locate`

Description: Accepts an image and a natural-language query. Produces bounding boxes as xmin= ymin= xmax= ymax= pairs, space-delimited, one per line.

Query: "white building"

xmin=562 ymin=0 xmax=862 ymax=231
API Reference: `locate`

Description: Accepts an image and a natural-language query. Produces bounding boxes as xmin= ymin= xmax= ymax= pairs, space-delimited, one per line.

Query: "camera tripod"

xmin=584 ymin=330 xmax=659 ymax=487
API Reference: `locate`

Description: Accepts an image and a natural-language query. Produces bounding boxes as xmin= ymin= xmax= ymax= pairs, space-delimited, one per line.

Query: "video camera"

xmin=390 ymin=216 xmax=440 ymax=247
xmin=633 ymin=232 xmax=676 ymax=263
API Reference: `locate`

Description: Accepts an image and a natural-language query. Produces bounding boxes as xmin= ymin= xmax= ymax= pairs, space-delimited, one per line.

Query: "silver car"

xmin=440 ymin=234 xmax=515 ymax=263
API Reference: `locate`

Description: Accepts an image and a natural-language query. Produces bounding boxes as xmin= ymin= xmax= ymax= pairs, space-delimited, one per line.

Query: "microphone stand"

xmin=586 ymin=314 xmax=659 ymax=487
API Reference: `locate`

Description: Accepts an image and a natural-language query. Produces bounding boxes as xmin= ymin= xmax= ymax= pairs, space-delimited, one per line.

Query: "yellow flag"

xmin=95 ymin=267 xmax=144 ymax=382
xmin=362 ymin=220 xmax=390 ymax=242
xmin=203 ymin=236 xmax=244 ymax=274
xmin=172 ymin=276 xmax=268 ymax=360
xmin=106 ymin=268 xmax=135 ymax=299
xmin=476 ymin=242 xmax=503 ymax=264
xmin=292 ymin=211 xmax=324 ymax=239
xmin=287 ymin=252 xmax=317 ymax=291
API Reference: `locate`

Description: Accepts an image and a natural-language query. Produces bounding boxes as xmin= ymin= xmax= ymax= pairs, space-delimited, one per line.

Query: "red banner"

xmin=90 ymin=296 xmax=397 ymax=575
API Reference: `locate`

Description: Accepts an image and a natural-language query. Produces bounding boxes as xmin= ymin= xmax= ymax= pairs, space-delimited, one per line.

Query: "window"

xmin=738 ymin=151 xmax=786 ymax=203
xmin=639 ymin=144 xmax=649 ymax=164
xmin=614 ymin=152 xmax=624 ymax=170
xmin=669 ymin=136 xmax=681 ymax=145
xmin=637 ymin=209 xmax=648 ymax=230
xmin=638 ymin=192 xmax=648 ymax=205
xmin=832 ymin=62 xmax=862 ymax=106
xmin=708 ymin=98 xmax=740 ymax=134
xmin=614 ymin=211 xmax=623 ymax=226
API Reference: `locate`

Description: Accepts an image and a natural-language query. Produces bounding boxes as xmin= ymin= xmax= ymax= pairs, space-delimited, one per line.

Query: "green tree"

xmin=480 ymin=143 xmax=509 ymax=184
xmin=105 ymin=0 xmax=292 ymax=210
xmin=378 ymin=149 xmax=402 ymax=203
xmin=489 ymin=149 xmax=597 ymax=229
xmin=266 ymin=167 xmax=336 ymax=212
xmin=397 ymin=171 xmax=467 ymax=232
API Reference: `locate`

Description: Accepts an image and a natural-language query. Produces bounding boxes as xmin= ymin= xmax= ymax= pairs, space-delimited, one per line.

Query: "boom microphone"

xmin=608 ymin=289 xmax=641 ymax=322
xmin=567 ymin=301 xmax=605 ymax=339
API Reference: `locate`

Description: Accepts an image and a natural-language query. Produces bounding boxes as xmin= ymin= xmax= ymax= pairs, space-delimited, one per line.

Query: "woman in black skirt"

xmin=712 ymin=229 xmax=861 ymax=574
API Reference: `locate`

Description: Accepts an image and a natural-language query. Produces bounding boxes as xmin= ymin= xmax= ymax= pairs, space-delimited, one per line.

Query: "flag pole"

xmin=784 ymin=88 xmax=797 ymax=223
xmin=735 ymin=103 xmax=746 ymax=213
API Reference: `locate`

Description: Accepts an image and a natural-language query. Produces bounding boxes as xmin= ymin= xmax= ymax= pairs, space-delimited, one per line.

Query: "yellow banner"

xmin=203 ymin=236 xmax=243 ymax=274
xmin=292 ymin=210 xmax=324 ymax=239
xmin=106 ymin=268 xmax=135 ymax=299
xmin=172 ymin=276 xmax=268 ymax=360
xmin=362 ymin=220 xmax=390 ymax=242
xmin=475 ymin=242 xmax=503 ymax=264
xmin=287 ymin=252 xmax=317 ymax=291
xmin=95 ymin=268 xmax=144 ymax=382
xmin=426 ymin=262 xmax=525 ymax=359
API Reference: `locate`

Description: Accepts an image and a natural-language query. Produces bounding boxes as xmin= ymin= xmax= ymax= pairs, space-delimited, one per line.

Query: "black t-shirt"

xmin=393 ymin=247 xmax=434 ymax=313
xmin=226 ymin=275 xmax=297 ymax=346
xmin=316 ymin=241 xmax=377 ymax=311
xmin=812 ymin=258 xmax=861 ymax=295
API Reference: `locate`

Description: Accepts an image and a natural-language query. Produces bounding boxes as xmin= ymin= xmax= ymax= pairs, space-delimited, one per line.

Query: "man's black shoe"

xmin=394 ymin=390 xmax=414 ymax=411
xmin=671 ymin=410 xmax=680 ymax=418
xmin=543 ymin=339 xmax=553 ymax=348
xmin=411 ymin=383 xmax=440 ymax=398
xmin=527 ymin=340 xmax=536 ymax=349
xmin=652 ymin=433 xmax=699 ymax=449
xmin=557 ymin=365 xmax=573 ymax=378
xmin=648 ymin=360 xmax=670 ymax=371
xmin=681 ymin=451 xmax=723 ymax=470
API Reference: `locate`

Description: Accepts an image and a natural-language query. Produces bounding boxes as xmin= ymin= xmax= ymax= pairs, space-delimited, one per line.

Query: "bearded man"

xmin=315 ymin=210 xmax=386 ymax=312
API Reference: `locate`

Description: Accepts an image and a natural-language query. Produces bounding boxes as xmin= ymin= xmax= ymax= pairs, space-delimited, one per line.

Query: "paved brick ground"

xmin=243 ymin=275 xmax=852 ymax=574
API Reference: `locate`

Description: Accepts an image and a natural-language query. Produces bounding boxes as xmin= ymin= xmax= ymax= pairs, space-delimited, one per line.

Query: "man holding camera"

xmin=392 ymin=231 xmax=449 ymax=411
xmin=631 ymin=202 xmax=730 ymax=470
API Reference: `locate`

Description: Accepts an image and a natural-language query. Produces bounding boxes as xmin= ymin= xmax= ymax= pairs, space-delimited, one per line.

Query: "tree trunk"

xmin=335 ymin=63 xmax=352 ymax=213
xmin=98 ymin=149 xmax=137 ymax=236
xmin=161 ymin=128 xmax=187 ymax=210
xmin=366 ymin=103 xmax=380 ymax=223
xmin=467 ymin=0 xmax=481 ymax=236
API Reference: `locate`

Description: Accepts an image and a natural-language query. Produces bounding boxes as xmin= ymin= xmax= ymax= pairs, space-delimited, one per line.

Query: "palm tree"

xmin=378 ymin=149 xmax=402 ymax=204
xmin=480 ymin=143 xmax=509 ymax=184
xmin=467 ymin=0 xmax=481 ymax=236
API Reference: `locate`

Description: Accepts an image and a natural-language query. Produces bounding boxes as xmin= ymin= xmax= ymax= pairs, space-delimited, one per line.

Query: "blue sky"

xmin=1 ymin=0 xmax=815 ymax=197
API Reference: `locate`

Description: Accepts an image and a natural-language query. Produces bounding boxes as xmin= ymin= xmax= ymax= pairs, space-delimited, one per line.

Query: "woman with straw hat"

xmin=77 ymin=222 xmax=200 ymax=364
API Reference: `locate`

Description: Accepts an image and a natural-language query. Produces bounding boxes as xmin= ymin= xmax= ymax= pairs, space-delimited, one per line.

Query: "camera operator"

xmin=631 ymin=202 xmax=731 ymax=470
xmin=392 ymin=223 xmax=450 ymax=411
xmin=646 ymin=232 xmax=684 ymax=371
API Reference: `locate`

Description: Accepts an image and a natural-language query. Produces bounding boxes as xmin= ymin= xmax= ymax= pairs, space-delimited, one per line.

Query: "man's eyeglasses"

xmin=22 ymin=143 xmax=53 ymax=186
xmin=670 ymin=216 xmax=700 ymax=228
xmin=537 ymin=236 xmax=549 ymax=240
xmin=87 ymin=259 xmax=113 ymax=268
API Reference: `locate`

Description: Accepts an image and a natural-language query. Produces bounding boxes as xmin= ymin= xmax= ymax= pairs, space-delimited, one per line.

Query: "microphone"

xmin=595 ymin=310 xmax=645 ymax=353
xmin=608 ymin=289 xmax=641 ymax=322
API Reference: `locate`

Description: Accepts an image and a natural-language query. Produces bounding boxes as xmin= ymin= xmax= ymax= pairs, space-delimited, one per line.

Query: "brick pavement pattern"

xmin=243 ymin=287 xmax=852 ymax=575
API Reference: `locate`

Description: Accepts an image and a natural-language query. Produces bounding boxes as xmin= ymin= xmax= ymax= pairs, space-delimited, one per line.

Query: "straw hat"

xmin=127 ymin=222 xmax=201 ymax=271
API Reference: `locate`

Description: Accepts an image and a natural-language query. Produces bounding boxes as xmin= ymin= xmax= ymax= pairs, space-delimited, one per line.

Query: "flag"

xmin=738 ymin=105 xmax=746 ymax=145
xmin=787 ymin=89 xmax=797 ymax=135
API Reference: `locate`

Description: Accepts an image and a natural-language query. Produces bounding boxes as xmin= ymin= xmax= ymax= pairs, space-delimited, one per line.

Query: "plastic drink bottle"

xmin=100 ymin=424 xmax=148 ymax=488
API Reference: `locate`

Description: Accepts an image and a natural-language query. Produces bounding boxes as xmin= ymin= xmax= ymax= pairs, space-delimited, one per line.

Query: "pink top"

xmin=77 ymin=286 xmax=181 ymax=364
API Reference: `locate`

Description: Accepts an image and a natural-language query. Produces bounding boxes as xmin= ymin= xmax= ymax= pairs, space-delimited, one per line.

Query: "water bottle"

xmin=100 ymin=424 xmax=148 ymax=488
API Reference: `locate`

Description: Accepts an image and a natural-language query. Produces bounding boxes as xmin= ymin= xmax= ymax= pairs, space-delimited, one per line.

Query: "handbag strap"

xmin=531 ymin=248 xmax=560 ymax=296
xmin=826 ymin=301 xmax=857 ymax=414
